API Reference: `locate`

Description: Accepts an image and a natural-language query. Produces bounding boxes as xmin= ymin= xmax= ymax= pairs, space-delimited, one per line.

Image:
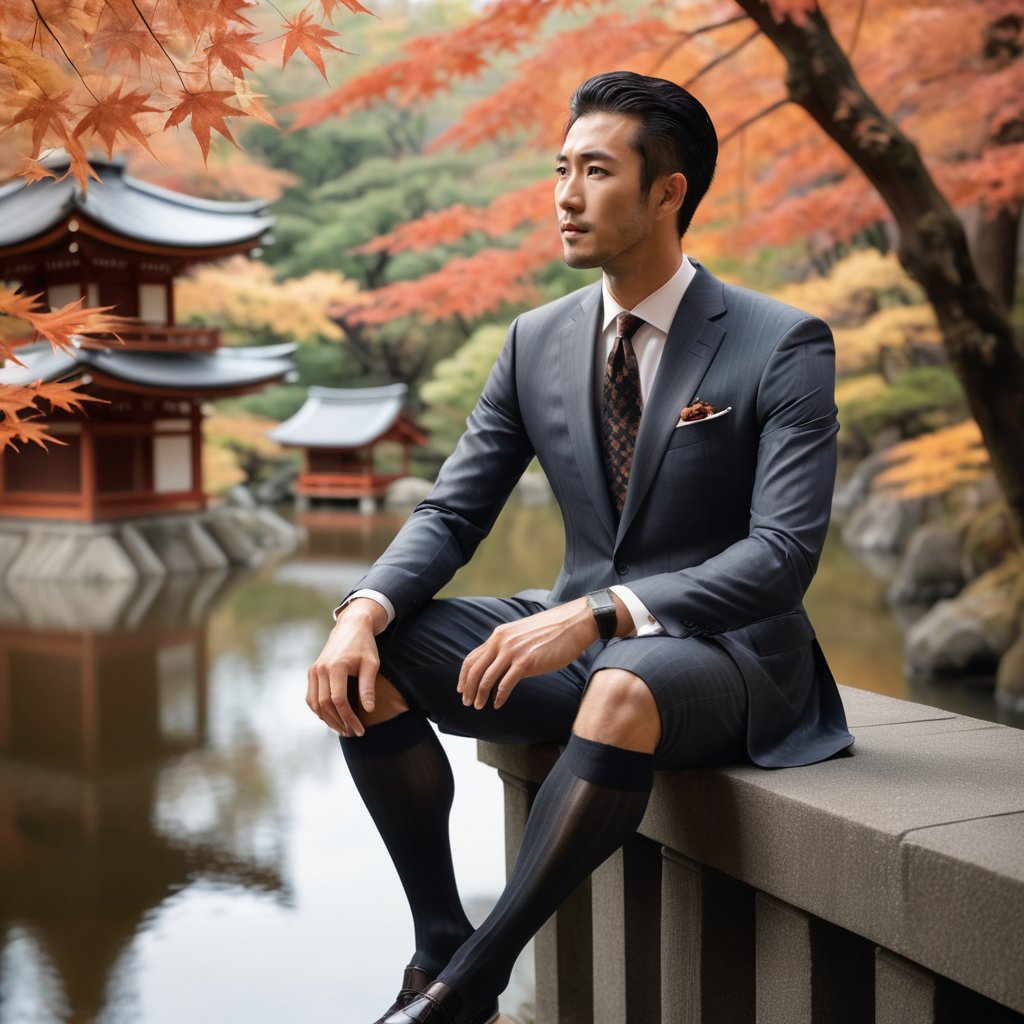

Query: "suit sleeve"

xmin=627 ymin=315 xmax=838 ymax=638
xmin=343 ymin=319 xmax=535 ymax=621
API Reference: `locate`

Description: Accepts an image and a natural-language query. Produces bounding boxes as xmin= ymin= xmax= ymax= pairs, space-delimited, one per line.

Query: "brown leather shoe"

xmin=371 ymin=966 xmax=433 ymax=1024
xmin=379 ymin=981 xmax=499 ymax=1024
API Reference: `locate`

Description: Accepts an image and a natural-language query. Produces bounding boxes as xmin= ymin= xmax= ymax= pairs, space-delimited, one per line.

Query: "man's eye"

xmin=555 ymin=166 xmax=568 ymax=176
xmin=587 ymin=166 xmax=607 ymax=176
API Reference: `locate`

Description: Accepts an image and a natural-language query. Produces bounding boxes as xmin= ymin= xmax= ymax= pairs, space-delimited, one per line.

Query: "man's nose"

xmin=556 ymin=174 xmax=582 ymax=212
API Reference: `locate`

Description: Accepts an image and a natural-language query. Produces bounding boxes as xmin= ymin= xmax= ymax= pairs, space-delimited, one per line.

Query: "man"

xmin=308 ymin=71 xmax=854 ymax=1024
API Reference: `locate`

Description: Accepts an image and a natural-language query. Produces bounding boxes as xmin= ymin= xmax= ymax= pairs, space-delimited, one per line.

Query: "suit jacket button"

xmin=615 ymin=562 xmax=629 ymax=576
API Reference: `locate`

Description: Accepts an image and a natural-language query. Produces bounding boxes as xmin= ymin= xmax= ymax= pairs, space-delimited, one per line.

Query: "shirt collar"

xmin=601 ymin=256 xmax=696 ymax=335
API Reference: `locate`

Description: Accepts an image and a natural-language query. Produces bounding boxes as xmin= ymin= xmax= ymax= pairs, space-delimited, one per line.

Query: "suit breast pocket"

xmin=665 ymin=409 xmax=734 ymax=451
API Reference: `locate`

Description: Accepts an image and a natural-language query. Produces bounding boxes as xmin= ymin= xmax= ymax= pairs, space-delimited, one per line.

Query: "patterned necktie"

xmin=601 ymin=312 xmax=645 ymax=519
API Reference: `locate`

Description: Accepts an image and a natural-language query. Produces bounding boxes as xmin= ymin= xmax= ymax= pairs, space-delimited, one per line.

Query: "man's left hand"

xmin=458 ymin=594 xmax=626 ymax=710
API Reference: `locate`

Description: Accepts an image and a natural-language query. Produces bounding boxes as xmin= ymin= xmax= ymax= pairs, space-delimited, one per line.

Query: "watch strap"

xmin=586 ymin=588 xmax=618 ymax=640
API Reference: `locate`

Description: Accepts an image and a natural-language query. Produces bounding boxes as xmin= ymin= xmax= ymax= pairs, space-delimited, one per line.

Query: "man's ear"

xmin=658 ymin=172 xmax=687 ymax=219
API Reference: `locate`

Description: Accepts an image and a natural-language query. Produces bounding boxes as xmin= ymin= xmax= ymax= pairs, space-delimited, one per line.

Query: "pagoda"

xmin=270 ymin=384 xmax=427 ymax=512
xmin=0 ymin=156 xmax=295 ymax=526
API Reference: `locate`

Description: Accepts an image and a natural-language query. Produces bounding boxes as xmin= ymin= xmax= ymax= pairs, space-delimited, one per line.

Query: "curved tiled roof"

xmin=270 ymin=384 xmax=410 ymax=448
xmin=0 ymin=158 xmax=270 ymax=250
xmin=0 ymin=341 xmax=296 ymax=393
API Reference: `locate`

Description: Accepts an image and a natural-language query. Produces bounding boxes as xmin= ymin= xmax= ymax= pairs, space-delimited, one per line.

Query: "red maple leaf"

xmin=320 ymin=0 xmax=375 ymax=17
xmin=3 ymin=89 xmax=73 ymax=157
xmin=205 ymin=28 xmax=261 ymax=79
xmin=282 ymin=11 xmax=346 ymax=81
xmin=73 ymin=83 xmax=159 ymax=158
xmin=165 ymin=87 xmax=243 ymax=163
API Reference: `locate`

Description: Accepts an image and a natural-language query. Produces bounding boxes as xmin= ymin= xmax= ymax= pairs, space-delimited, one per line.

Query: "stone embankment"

xmin=0 ymin=503 xmax=299 ymax=583
xmin=838 ymin=461 xmax=1023 ymax=710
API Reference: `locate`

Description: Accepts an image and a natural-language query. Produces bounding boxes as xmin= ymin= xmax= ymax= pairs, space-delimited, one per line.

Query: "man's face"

xmin=554 ymin=112 xmax=661 ymax=273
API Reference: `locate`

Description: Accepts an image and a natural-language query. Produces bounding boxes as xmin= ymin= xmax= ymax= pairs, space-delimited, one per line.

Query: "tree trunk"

xmin=735 ymin=0 xmax=1024 ymax=547
xmin=967 ymin=202 xmax=1021 ymax=313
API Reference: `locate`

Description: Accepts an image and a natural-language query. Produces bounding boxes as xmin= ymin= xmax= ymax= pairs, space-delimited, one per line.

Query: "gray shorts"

xmin=376 ymin=596 xmax=748 ymax=771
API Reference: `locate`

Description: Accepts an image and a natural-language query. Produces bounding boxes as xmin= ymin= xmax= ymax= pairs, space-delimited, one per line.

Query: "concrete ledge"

xmin=477 ymin=685 xmax=1024 ymax=1016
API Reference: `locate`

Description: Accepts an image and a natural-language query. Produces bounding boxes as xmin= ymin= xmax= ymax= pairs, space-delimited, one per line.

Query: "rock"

xmin=905 ymin=556 xmax=1023 ymax=678
xmin=833 ymin=452 xmax=889 ymax=517
xmin=225 ymin=484 xmax=258 ymax=510
xmin=184 ymin=521 xmax=230 ymax=571
xmin=384 ymin=476 xmax=433 ymax=509
xmin=887 ymin=521 xmax=965 ymax=605
xmin=68 ymin=535 xmax=141 ymax=584
xmin=139 ymin=522 xmax=201 ymax=573
xmin=204 ymin=512 xmax=262 ymax=567
xmin=254 ymin=462 xmax=298 ymax=505
xmin=119 ymin=524 xmax=168 ymax=578
xmin=515 ymin=472 xmax=553 ymax=506
xmin=842 ymin=491 xmax=924 ymax=553
xmin=962 ymin=501 xmax=1015 ymax=581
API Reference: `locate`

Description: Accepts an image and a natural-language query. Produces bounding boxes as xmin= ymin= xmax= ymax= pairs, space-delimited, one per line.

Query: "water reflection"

xmin=1 ymin=499 xmax=1019 ymax=1023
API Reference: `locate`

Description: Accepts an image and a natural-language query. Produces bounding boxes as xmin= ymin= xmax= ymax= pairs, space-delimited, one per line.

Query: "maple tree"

xmin=0 ymin=0 xmax=372 ymax=448
xmin=291 ymin=0 xmax=1023 ymax=544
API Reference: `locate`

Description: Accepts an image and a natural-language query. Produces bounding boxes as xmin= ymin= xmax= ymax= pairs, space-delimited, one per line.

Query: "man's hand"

xmin=458 ymin=595 xmax=627 ymax=711
xmin=307 ymin=598 xmax=389 ymax=737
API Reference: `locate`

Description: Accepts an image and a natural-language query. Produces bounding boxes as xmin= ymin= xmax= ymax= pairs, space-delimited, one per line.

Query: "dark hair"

xmin=567 ymin=71 xmax=718 ymax=238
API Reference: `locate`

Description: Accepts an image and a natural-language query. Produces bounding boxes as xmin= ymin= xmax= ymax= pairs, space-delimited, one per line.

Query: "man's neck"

xmin=603 ymin=249 xmax=683 ymax=311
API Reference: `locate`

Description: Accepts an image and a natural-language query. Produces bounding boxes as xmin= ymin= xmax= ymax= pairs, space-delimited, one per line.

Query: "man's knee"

xmin=357 ymin=673 xmax=409 ymax=726
xmin=573 ymin=668 xmax=661 ymax=753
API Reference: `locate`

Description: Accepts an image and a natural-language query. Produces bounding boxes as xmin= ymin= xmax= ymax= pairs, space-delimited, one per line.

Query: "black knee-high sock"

xmin=340 ymin=712 xmax=474 ymax=977
xmin=436 ymin=733 xmax=654 ymax=1009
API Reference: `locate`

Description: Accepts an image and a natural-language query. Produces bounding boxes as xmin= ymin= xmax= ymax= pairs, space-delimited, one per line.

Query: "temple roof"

xmin=270 ymin=384 xmax=412 ymax=448
xmin=0 ymin=157 xmax=271 ymax=252
xmin=0 ymin=341 xmax=296 ymax=394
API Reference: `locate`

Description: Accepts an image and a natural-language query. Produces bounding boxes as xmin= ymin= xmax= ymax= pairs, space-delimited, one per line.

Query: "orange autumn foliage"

xmin=300 ymin=0 xmax=1022 ymax=327
xmin=874 ymin=420 xmax=990 ymax=501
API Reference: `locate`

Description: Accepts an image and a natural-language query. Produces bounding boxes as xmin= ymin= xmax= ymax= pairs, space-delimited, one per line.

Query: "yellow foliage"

xmin=203 ymin=410 xmax=289 ymax=494
xmin=833 ymin=305 xmax=942 ymax=375
xmin=176 ymin=257 xmax=360 ymax=345
xmin=770 ymin=250 xmax=923 ymax=322
xmin=874 ymin=420 xmax=989 ymax=500
xmin=835 ymin=373 xmax=887 ymax=407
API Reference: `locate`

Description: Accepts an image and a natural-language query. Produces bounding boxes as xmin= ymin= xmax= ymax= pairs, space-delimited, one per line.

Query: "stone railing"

xmin=478 ymin=686 xmax=1024 ymax=1024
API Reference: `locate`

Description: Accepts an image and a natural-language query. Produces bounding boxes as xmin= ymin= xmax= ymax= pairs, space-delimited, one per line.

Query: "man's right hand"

xmin=306 ymin=598 xmax=389 ymax=737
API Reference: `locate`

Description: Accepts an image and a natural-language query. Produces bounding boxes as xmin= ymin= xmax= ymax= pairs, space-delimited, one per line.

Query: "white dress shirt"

xmin=339 ymin=256 xmax=697 ymax=637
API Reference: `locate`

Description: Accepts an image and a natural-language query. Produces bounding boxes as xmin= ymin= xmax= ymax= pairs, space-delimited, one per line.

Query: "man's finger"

xmin=459 ymin=644 xmax=487 ymax=705
xmin=329 ymin=668 xmax=365 ymax=737
xmin=474 ymin=657 xmax=512 ymax=710
xmin=358 ymin=657 xmax=378 ymax=715
xmin=316 ymin=669 xmax=347 ymax=734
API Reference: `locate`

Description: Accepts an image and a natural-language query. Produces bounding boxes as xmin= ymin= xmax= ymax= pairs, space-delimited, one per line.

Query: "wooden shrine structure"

xmin=270 ymin=384 xmax=427 ymax=507
xmin=0 ymin=156 xmax=294 ymax=523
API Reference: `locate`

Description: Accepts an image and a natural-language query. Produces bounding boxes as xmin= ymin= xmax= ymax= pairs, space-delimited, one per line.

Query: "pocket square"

xmin=675 ymin=405 xmax=732 ymax=428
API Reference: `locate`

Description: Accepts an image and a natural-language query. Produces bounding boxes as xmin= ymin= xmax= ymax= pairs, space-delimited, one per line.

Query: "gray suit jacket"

xmin=352 ymin=263 xmax=854 ymax=767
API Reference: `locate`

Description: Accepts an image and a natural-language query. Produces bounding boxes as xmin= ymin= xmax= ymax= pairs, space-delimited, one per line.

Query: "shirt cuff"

xmin=610 ymin=585 xmax=663 ymax=637
xmin=333 ymin=589 xmax=396 ymax=627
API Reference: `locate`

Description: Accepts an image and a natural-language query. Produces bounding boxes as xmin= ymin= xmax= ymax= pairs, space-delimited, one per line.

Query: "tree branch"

xmin=654 ymin=12 xmax=752 ymax=73
xmin=29 ymin=0 xmax=100 ymax=102
xmin=719 ymin=98 xmax=788 ymax=145
xmin=683 ymin=27 xmax=761 ymax=89
xmin=127 ymin=0 xmax=189 ymax=90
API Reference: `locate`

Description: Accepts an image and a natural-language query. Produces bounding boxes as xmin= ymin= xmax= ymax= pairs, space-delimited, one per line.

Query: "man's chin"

xmin=562 ymin=246 xmax=604 ymax=270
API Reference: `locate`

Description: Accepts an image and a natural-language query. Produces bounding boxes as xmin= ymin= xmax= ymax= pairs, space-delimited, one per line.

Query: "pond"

xmin=1 ymin=499 xmax=1020 ymax=1023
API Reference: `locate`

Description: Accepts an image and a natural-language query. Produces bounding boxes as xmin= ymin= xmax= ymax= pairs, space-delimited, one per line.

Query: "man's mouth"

xmin=561 ymin=222 xmax=587 ymax=237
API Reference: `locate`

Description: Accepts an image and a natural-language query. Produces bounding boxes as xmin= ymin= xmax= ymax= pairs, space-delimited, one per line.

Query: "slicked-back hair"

xmin=567 ymin=71 xmax=718 ymax=239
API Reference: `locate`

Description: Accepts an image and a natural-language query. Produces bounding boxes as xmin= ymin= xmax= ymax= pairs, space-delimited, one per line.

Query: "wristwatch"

xmin=586 ymin=588 xmax=619 ymax=640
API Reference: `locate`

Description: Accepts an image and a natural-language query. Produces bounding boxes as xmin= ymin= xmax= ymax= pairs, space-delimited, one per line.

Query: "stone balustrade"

xmin=478 ymin=686 xmax=1024 ymax=1024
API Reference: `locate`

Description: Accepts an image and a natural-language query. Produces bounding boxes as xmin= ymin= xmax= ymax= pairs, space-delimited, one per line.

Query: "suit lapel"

xmin=559 ymin=283 xmax=617 ymax=545
xmin=616 ymin=265 xmax=728 ymax=547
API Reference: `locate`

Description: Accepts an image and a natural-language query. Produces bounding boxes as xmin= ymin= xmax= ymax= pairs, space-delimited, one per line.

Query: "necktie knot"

xmin=616 ymin=312 xmax=644 ymax=343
